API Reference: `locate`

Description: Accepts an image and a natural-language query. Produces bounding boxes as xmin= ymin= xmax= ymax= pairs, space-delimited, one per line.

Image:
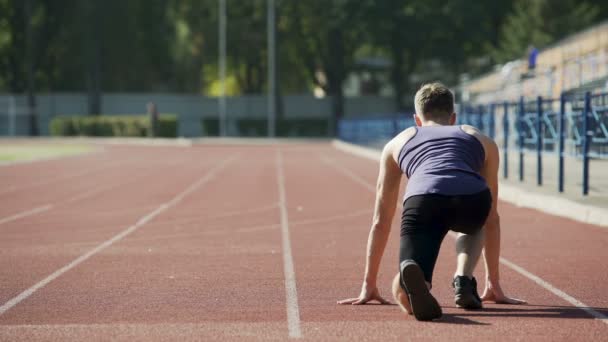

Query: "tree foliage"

xmin=0 ymin=0 xmax=605 ymax=117
xmin=492 ymin=0 xmax=601 ymax=63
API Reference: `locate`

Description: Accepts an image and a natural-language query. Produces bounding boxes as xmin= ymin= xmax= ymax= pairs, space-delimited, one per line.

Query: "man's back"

xmin=396 ymin=125 xmax=488 ymax=200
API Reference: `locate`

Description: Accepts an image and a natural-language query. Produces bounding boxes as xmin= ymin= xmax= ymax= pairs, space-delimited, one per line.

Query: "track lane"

xmin=0 ymin=142 xmax=606 ymax=341
xmin=0 ymin=147 xmax=229 ymax=305
xmin=0 ymin=146 xmax=199 ymax=217
xmin=0 ymin=147 xmax=292 ymax=340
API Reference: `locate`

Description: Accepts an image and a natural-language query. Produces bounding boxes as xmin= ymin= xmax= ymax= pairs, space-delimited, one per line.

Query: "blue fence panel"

xmin=338 ymin=115 xmax=415 ymax=148
xmin=338 ymin=91 xmax=608 ymax=196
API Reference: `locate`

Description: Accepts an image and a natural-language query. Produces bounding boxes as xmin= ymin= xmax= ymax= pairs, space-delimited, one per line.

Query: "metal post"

xmin=503 ymin=102 xmax=509 ymax=179
xmin=478 ymin=104 xmax=485 ymax=133
xmin=558 ymin=94 xmax=565 ymax=193
xmin=536 ymin=96 xmax=543 ymax=186
xmin=8 ymin=96 xmax=16 ymax=136
xmin=458 ymin=103 xmax=464 ymax=124
xmin=582 ymin=92 xmax=591 ymax=195
xmin=218 ymin=0 xmax=227 ymax=137
xmin=267 ymin=0 xmax=276 ymax=137
xmin=392 ymin=113 xmax=399 ymax=137
xmin=459 ymin=103 xmax=466 ymax=125
xmin=518 ymin=96 xmax=525 ymax=181
xmin=489 ymin=103 xmax=496 ymax=139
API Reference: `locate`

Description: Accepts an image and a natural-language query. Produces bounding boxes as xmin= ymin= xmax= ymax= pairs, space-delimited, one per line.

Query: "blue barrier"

xmin=337 ymin=91 xmax=608 ymax=196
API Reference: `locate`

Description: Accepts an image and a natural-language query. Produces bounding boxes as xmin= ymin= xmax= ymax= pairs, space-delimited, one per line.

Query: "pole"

xmin=478 ymin=104 xmax=485 ymax=133
xmin=503 ymin=102 xmax=509 ymax=179
xmin=489 ymin=103 xmax=496 ymax=139
xmin=8 ymin=96 xmax=16 ymax=136
xmin=536 ymin=96 xmax=543 ymax=186
xmin=582 ymin=92 xmax=591 ymax=196
xmin=267 ymin=0 xmax=276 ymax=137
xmin=518 ymin=96 xmax=525 ymax=182
xmin=219 ymin=0 xmax=227 ymax=137
xmin=558 ymin=94 xmax=565 ymax=192
xmin=25 ymin=0 xmax=38 ymax=135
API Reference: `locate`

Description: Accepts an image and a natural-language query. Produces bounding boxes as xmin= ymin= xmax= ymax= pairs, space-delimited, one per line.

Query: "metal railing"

xmin=338 ymin=91 xmax=608 ymax=196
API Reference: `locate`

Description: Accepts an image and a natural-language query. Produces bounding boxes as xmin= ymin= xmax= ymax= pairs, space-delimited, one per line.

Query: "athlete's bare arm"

xmin=338 ymin=128 xmax=415 ymax=305
xmin=462 ymin=125 xmax=526 ymax=304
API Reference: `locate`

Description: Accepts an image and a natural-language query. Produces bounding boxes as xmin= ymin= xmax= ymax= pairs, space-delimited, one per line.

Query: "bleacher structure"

xmin=464 ymin=21 xmax=608 ymax=104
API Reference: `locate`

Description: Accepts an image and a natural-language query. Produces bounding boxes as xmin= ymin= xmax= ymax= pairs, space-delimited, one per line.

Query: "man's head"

xmin=413 ymin=82 xmax=456 ymax=126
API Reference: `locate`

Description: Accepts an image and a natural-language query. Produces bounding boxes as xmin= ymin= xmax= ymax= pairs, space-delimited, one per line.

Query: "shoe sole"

xmin=400 ymin=261 xmax=442 ymax=321
xmin=454 ymin=293 xmax=482 ymax=310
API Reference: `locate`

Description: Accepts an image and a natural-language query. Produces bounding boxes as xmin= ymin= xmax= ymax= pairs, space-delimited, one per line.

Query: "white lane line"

xmin=276 ymin=150 xmax=302 ymax=339
xmin=57 ymin=159 xmax=184 ymax=205
xmin=324 ymin=151 xmax=608 ymax=326
xmin=290 ymin=208 xmax=370 ymax=227
xmin=0 ymin=159 xmax=186 ymax=227
xmin=499 ymin=258 xmax=608 ymax=324
xmin=0 ymin=160 xmax=116 ymax=195
xmin=0 ymin=155 xmax=236 ymax=316
xmin=0 ymin=156 xmax=158 ymax=195
xmin=0 ymin=205 xmax=53 ymax=226
xmin=144 ymin=202 xmax=280 ymax=227
xmin=0 ymin=180 xmax=120 ymax=227
xmin=320 ymin=156 xmax=375 ymax=192
xmin=0 ymin=177 xmax=131 ymax=227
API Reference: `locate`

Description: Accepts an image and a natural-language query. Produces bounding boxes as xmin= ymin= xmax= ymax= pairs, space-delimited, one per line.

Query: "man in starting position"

xmin=338 ymin=83 xmax=525 ymax=321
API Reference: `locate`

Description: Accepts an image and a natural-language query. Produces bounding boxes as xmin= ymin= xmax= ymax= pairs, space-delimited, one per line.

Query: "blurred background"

xmin=0 ymin=0 xmax=607 ymax=139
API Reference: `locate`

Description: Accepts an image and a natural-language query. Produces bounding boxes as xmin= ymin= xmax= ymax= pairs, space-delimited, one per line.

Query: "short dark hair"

xmin=414 ymin=83 xmax=454 ymax=121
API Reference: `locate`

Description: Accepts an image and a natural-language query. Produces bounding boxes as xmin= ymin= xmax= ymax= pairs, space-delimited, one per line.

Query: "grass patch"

xmin=0 ymin=144 xmax=95 ymax=163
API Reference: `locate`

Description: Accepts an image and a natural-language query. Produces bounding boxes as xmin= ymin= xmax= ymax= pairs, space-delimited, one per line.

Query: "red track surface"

xmin=0 ymin=142 xmax=606 ymax=341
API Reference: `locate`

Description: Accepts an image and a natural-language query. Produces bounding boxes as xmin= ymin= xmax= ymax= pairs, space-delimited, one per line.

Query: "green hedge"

xmin=201 ymin=118 xmax=328 ymax=137
xmin=50 ymin=114 xmax=177 ymax=137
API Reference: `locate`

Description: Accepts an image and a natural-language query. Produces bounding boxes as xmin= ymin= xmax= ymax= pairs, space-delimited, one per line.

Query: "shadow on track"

xmin=442 ymin=304 xmax=608 ymax=321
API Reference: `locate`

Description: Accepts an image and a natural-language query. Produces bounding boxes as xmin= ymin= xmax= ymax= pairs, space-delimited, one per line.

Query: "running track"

xmin=0 ymin=142 xmax=606 ymax=341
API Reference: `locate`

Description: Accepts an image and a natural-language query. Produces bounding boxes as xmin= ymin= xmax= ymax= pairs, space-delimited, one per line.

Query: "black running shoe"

xmin=453 ymin=275 xmax=483 ymax=309
xmin=400 ymin=260 xmax=442 ymax=321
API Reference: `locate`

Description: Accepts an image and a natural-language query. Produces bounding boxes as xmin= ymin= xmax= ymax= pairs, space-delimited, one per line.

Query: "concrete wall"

xmin=0 ymin=93 xmax=396 ymax=137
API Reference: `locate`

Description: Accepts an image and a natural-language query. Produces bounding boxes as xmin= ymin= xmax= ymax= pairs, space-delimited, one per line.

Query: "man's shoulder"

xmin=459 ymin=125 xmax=498 ymax=161
xmin=460 ymin=125 xmax=492 ymax=143
xmin=385 ymin=127 xmax=417 ymax=162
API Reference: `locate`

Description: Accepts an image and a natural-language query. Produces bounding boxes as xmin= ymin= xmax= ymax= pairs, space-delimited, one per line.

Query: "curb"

xmin=194 ymin=137 xmax=330 ymax=145
xmin=332 ymin=139 xmax=608 ymax=228
xmin=0 ymin=137 xmax=194 ymax=147
xmin=91 ymin=137 xmax=194 ymax=147
xmin=0 ymin=137 xmax=331 ymax=147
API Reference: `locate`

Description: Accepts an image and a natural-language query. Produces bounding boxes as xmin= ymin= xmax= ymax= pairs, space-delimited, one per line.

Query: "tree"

xmin=24 ymin=0 xmax=40 ymax=134
xmin=281 ymin=0 xmax=368 ymax=134
xmin=493 ymin=0 xmax=600 ymax=63
xmin=360 ymin=0 xmax=428 ymax=111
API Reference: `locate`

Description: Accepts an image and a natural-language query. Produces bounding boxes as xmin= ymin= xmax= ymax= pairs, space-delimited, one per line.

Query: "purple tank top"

xmin=398 ymin=125 xmax=488 ymax=201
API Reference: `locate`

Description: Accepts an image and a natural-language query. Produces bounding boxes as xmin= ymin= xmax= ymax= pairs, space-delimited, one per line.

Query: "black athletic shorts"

xmin=399 ymin=189 xmax=492 ymax=283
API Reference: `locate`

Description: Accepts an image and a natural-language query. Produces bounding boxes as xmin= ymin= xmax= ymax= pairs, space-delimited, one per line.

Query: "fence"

xmin=338 ymin=91 xmax=608 ymax=196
